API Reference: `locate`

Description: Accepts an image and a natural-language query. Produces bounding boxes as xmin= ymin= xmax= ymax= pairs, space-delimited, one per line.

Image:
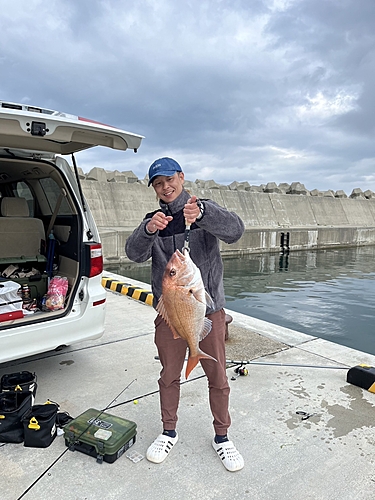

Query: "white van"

xmin=0 ymin=101 xmax=144 ymax=363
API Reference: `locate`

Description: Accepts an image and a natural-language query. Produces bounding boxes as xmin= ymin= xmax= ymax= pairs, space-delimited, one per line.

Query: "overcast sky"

xmin=1 ymin=0 xmax=375 ymax=193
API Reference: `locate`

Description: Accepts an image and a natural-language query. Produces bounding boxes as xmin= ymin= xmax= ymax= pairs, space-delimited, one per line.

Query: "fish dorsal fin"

xmin=199 ymin=318 xmax=212 ymax=342
xmin=205 ymin=291 xmax=214 ymax=310
xmin=156 ymin=295 xmax=181 ymax=340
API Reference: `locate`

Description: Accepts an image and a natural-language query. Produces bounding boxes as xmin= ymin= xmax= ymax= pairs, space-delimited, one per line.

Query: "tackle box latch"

xmin=96 ymin=441 xmax=105 ymax=464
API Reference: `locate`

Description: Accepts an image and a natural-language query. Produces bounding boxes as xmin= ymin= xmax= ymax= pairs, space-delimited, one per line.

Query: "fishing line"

xmin=16 ymin=378 xmax=136 ymax=500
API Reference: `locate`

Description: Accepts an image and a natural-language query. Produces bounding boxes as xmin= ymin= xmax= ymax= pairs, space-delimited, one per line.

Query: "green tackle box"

xmin=64 ymin=408 xmax=137 ymax=464
xmin=11 ymin=273 xmax=49 ymax=301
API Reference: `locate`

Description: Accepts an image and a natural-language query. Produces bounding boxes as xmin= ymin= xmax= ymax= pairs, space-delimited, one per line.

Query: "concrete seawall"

xmin=80 ymin=175 xmax=375 ymax=263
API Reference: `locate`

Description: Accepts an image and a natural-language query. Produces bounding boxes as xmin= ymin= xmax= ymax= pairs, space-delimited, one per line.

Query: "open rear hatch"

xmin=0 ymin=101 xmax=144 ymax=327
xmin=0 ymin=101 xmax=144 ymax=154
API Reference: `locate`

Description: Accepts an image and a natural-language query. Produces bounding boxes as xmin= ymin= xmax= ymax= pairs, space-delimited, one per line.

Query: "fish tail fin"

xmin=185 ymin=356 xmax=200 ymax=379
xmin=185 ymin=351 xmax=217 ymax=379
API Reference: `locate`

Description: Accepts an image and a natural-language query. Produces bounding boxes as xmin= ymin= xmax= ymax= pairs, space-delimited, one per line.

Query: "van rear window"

xmin=40 ymin=178 xmax=73 ymax=215
xmin=13 ymin=181 xmax=34 ymax=216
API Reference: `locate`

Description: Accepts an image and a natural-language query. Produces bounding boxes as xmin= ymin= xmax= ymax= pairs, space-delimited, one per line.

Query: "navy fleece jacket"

xmin=125 ymin=189 xmax=245 ymax=313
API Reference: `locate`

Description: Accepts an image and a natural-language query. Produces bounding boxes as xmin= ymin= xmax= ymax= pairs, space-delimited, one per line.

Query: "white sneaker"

xmin=212 ymin=439 xmax=244 ymax=472
xmin=146 ymin=433 xmax=178 ymax=464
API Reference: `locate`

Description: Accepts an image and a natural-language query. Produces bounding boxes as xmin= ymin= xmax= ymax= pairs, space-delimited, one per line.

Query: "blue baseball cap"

xmin=147 ymin=157 xmax=182 ymax=186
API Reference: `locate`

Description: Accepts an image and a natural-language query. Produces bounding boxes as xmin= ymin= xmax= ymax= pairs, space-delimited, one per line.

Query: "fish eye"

xmin=169 ymin=268 xmax=176 ymax=276
xmin=188 ymin=289 xmax=193 ymax=294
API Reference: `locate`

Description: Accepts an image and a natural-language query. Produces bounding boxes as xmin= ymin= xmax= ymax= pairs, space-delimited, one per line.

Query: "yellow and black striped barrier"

xmin=347 ymin=364 xmax=375 ymax=393
xmin=102 ymin=277 xmax=154 ymax=306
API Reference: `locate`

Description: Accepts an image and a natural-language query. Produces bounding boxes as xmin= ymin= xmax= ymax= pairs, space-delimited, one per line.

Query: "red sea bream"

xmin=156 ymin=248 xmax=217 ymax=378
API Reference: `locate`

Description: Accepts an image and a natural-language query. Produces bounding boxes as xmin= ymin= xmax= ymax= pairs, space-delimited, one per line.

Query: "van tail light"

xmin=93 ymin=298 xmax=106 ymax=307
xmin=89 ymin=243 xmax=103 ymax=277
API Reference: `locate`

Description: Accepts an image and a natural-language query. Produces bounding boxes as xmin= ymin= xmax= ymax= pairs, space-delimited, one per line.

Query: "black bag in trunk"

xmin=22 ymin=402 xmax=59 ymax=448
xmin=1 ymin=371 xmax=37 ymax=398
xmin=0 ymin=391 xmax=33 ymax=443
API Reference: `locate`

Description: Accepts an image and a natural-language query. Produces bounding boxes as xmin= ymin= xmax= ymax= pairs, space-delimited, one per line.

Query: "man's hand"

xmin=146 ymin=212 xmax=173 ymax=233
xmin=184 ymin=195 xmax=201 ymax=224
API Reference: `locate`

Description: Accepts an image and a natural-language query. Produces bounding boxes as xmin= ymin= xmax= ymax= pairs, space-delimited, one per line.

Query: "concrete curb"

xmin=101 ymin=276 xmax=154 ymax=306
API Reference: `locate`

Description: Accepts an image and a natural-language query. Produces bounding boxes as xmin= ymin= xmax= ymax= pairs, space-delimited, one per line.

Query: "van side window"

xmin=14 ymin=181 xmax=34 ymax=216
xmin=40 ymin=178 xmax=73 ymax=215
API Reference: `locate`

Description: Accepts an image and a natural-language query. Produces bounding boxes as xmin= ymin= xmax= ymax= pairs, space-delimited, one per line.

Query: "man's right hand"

xmin=146 ymin=213 xmax=173 ymax=233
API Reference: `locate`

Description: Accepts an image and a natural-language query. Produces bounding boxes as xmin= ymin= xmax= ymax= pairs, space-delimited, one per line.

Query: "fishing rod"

xmin=154 ymin=356 xmax=348 ymax=371
xmin=225 ymin=359 xmax=349 ymax=370
xmin=65 ymin=378 xmax=136 ymax=452
xmin=225 ymin=359 xmax=349 ymax=380
xmin=17 ymin=378 xmax=136 ymax=500
xmin=99 ymin=378 xmax=137 ymax=412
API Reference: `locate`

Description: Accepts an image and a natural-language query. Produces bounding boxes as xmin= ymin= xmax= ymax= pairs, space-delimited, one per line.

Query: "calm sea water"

xmin=105 ymin=246 xmax=375 ymax=356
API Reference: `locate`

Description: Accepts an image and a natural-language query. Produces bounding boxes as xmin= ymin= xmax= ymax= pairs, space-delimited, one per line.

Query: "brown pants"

xmin=154 ymin=308 xmax=231 ymax=436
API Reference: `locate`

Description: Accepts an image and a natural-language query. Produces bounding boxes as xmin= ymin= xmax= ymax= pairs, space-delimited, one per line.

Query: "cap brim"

xmin=148 ymin=170 xmax=180 ymax=186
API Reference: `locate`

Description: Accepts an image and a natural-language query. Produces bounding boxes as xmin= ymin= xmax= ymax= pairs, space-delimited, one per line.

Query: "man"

xmin=125 ymin=157 xmax=245 ymax=471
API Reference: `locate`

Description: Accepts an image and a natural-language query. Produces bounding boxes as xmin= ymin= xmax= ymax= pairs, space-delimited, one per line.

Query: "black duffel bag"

xmin=0 ymin=391 xmax=33 ymax=443
xmin=1 ymin=371 xmax=37 ymax=398
xmin=22 ymin=402 xmax=59 ymax=448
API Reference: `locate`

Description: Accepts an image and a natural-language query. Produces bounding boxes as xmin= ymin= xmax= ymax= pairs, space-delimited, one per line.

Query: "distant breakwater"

xmin=78 ymin=167 xmax=375 ymax=263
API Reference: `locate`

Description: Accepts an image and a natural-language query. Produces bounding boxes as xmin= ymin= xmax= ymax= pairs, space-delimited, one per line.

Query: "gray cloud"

xmin=1 ymin=0 xmax=375 ymax=194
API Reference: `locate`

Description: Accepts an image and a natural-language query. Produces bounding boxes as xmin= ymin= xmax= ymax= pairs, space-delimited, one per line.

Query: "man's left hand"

xmin=184 ymin=196 xmax=201 ymax=224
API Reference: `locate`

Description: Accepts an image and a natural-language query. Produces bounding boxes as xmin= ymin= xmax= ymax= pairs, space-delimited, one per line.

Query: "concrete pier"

xmin=1 ymin=274 xmax=375 ymax=500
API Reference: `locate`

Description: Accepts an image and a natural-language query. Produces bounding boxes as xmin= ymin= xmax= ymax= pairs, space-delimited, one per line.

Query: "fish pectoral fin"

xmin=190 ymin=288 xmax=205 ymax=305
xmin=205 ymin=291 xmax=215 ymax=309
xmin=156 ymin=296 xmax=182 ymax=340
xmin=156 ymin=295 xmax=167 ymax=319
xmin=199 ymin=318 xmax=212 ymax=341
xmin=171 ymin=327 xmax=181 ymax=340
xmin=156 ymin=295 xmax=172 ymax=325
